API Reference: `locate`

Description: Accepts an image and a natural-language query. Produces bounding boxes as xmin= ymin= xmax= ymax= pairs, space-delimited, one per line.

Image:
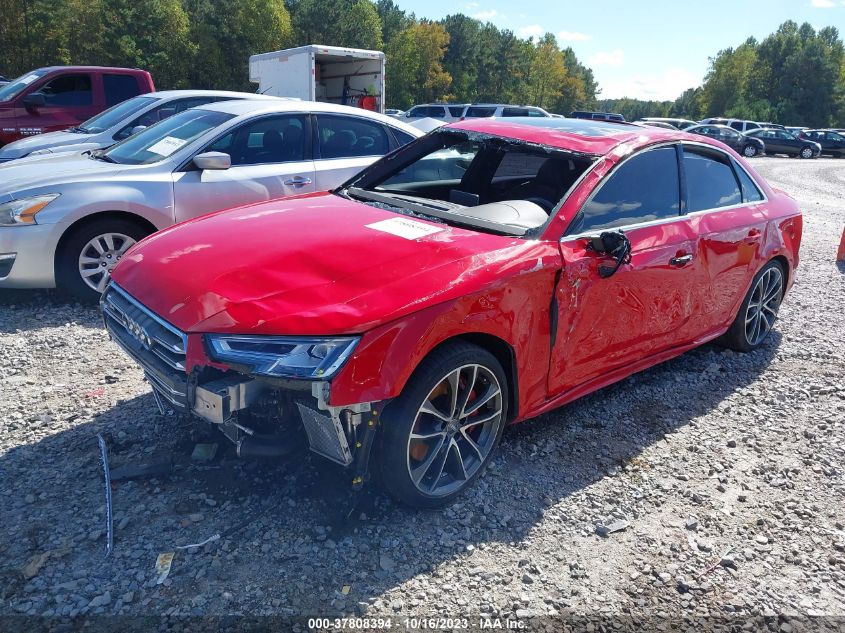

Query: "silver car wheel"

xmin=743 ymin=145 xmax=757 ymax=157
xmin=744 ymin=266 xmax=783 ymax=347
xmin=800 ymin=147 xmax=814 ymax=159
xmin=78 ymin=232 xmax=136 ymax=293
xmin=406 ymin=363 xmax=503 ymax=497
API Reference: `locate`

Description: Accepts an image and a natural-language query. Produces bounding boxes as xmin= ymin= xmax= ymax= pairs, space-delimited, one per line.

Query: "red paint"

xmin=111 ymin=124 xmax=802 ymax=422
xmin=0 ymin=66 xmax=154 ymax=146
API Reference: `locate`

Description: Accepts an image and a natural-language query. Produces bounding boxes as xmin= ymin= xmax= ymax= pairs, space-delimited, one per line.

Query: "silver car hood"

xmin=0 ymin=131 xmax=99 ymax=160
xmin=0 ymin=152 xmax=128 ymax=197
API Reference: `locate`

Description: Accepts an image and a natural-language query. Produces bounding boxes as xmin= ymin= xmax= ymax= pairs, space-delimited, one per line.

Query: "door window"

xmin=103 ymin=74 xmax=141 ymax=106
xmin=683 ymin=147 xmax=741 ymax=212
xmin=207 ymin=115 xmax=308 ymax=166
xmin=40 ymin=74 xmax=93 ymax=106
xmin=729 ymin=121 xmax=743 ymax=131
xmin=732 ymin=161 xmax=763 ymax=203
xmin=502 ymin=107 xmax=530 ymax=117
xmin=448 ymin=106 xmax=466 ymax=117
xmin=316 ymin=114 xmax=390 ymax=158
xmin=569 ymin=146 xmax=680 ymax=234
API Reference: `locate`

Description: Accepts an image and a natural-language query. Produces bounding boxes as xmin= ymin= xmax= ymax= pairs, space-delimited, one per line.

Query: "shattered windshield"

xmin=342 ymin=129 xmax=594 ymax=237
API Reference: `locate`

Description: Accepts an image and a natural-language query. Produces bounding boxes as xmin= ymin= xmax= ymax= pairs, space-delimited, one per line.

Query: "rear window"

xmin=733 ymin=160 xmax=763 ymax=203
xmin=103 ymin=74 xmax=141 ymax=106
xmin=683 ymin=147 xmax=741 ymax=212
xmin=465 ymin=106 xmax=497 ymax=118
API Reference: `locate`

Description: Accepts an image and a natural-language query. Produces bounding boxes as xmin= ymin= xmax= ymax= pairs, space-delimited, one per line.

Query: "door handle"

xmin=669 ymin=254 xmax=693 ymax=266
xmin=283 ymin=176 xmax=312 ymax=186
xmin=744 ymin=228 xmax=762 ymax=244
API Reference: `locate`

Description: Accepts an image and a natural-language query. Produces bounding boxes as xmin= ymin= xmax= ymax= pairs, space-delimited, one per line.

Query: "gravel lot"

xmin=1 ymin=157 xmax=843 ymax=628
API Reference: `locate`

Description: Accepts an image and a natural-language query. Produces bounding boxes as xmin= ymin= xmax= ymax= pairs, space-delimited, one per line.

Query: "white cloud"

xmin=465 ymin=1 xmax=480 ymax=8
xmin=518 ymin=24 xmax=545 ymax=39
xmin=589 ymin=49 xmax=625 ymax=67
xmin=473 ymin=9 xmax=498 ymax=20
xmin=598 ymin=68 xmax=700 ymax=101
xmin=810 ymin=0 xmax=835 ymax=7
xmin=557 ymin=30 xmax=592 ymax=42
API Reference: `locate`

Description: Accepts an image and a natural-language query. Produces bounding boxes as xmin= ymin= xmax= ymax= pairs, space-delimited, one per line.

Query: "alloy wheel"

xmin=744 ymin=266 xmax=783 ymax=347
xmin=743 ymin=145 xmax=757 ymax=157
xmin=406 ymin=364 xmax=503 ymax=497
xmin=801 ymin=147 xmax=814 ymax=159
xmin=78 ymin=232 xmax=136 ymax=293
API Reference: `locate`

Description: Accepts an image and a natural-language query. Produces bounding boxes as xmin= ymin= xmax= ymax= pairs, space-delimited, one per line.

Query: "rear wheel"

xmin=719 ymin=261 xmax=785 ymax=352
xmin=800 ymin=146 xmax=814 ymax=159
xmin=742 ymin=144 xmax=758 ymax=158
xmin=378 ymin=342 xmax=507 ymax=508
xmin=57 ymin=219 xmax=150 ymax=301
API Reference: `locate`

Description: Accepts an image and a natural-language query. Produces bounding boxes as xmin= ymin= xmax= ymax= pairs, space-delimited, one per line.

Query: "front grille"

xmin=102 ymin=283 xmax=190 ymax=410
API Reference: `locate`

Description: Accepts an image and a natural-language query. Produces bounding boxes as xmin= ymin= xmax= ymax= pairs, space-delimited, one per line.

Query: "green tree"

xmin=386 ymin=21 xmax=450 ymax=108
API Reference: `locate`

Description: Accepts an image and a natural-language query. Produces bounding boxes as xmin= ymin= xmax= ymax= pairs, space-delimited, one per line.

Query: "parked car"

xmin=0 ymin=90 xmax=281 ymax=163
xmin=570 ymin=110 xmax=625 ymax=122
xmin=101 ymin=117 xmax=801 ymax=507
xmin=758 ymin=122 xmax=785 ymax=130
xmin=384 ymin=108 xmax=405 ymax=117
xmin=641 ymin=117 xmax=697 ymax=130
xmin=698 ymin=117 xmax=730 ymax=126
xmin=634 ymin=120 xmax=677 ymax=130
xmin=462 ymin=104 xmax=551 ymax=118
xmin=685 ymin=124 xmax=765 ymax=158
xmin=0 ymin=66 xmax=154 ymax=146
xmin=400 ymin=104 xmax=468 ymax=122
xmin=0 ymin=100 xmax=422 ymax=299
xmin=798 ymin=129 xmax=845 ymax=157
xmin=785 ymin=126 xmax=808 ymax=136
xmin=744 ymin=128 xmax=820 ymax=158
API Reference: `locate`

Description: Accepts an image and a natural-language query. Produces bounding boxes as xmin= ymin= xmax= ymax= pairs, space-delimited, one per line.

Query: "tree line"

xmin=0 ymin=0 xmax=598 ymax=113
xmin=597 ymin=21 xmax=845 ymax=128
xmin=1 ymin=3 xmax=842 ymax=126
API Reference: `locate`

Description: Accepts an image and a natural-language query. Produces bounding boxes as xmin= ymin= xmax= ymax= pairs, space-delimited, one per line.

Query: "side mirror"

xmin=586 ymin=230 xmax=632 ymax=278
xmin=130 ymin=125 xmax=147 ymax=136
xmin=193 ymin=151 xmax=231 ymax=171
xmin=23 ymin=92 xmax=46 ymax=109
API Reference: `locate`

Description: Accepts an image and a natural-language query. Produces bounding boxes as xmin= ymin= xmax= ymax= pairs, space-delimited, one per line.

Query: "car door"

xmin=549 ymin=144 xmax=704 ymax=396
xmin=685 ymin=145 xmax=767 ymax=331
xmin=719 ymin=127 xmax=743 ymax=152
xmin=16 ymin=71 xmax=97 ymax=136
xmin=172 ymin=113 xmax=316 ymax=223
xmin=312 ymin=113 xmax=397 ymax=190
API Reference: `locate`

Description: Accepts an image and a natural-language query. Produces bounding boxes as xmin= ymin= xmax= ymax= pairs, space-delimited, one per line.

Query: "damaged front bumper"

xmin=101 ymin=283 xmax=379 ymax=473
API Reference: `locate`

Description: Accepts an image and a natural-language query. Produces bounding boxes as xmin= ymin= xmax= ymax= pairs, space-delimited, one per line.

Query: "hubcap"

xmin=406 ymin=364 xmax=503 ymax=497
xmin=78 ymin=232 xmax=136 ymax=293
xmin=744 ymin=146 xmax=756 ymax=157
xmin=802 ymin=148 xmax=812 ymax=158
xmin=744 ymin=267 xmax=783 ymax=347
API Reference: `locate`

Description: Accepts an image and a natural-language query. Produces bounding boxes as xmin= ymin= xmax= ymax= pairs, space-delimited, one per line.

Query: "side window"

xmin=390 ymin=128 xmax=416 ymax=147
xmin=502 ymin=107 xmax=529 ymax=117
xmin=206 ymin=115 xmax=308 ymax=166
xmin=103 ymin=74 xmax=140 ymax=106
xmin=316 ymin=114 xmax=390 ymax=159
xmin=570 ymin=146 xmax=680 ymax=234
xmin=407 ymin=107 xmax=425 ymax=118
xmin=746 ymin=122 xmax=760 ymax=131
xmin=527 ymin=108 xmax=547 ymax=117
xmin=40 ymin=74 xmax=92 ymax=106
xmin=448 ymin=106 xmax=465 ymax=117
xmin=732 ymin=160 xmax=763 ymax=203
xmin=723 ymin=128 xmax=741 ymax=140
xmin=431 ymin=107 xmax=446 ymax=119
xmin=683 ymin=147 xmax=741 ymax=212
xmin=729 ymin=121 xmax=743 ymax=131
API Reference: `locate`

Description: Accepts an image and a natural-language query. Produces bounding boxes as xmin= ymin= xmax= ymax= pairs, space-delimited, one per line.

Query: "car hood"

xmin=0 ymin=130 xmax=97 ymax=160
xmin=0 ymin=152 xmax=126 ymax=196
xmin=111 ymin=193 xmax=545 ymax=335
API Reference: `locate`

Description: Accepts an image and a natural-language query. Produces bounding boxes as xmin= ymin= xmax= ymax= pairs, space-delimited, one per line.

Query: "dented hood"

xmin=112 ymin=192 xmax=541 ymax=335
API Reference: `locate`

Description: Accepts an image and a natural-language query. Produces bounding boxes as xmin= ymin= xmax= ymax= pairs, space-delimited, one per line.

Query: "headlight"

xmin=206 ymin=335 xmax=359 ymax=380
xmin=0 ymin=194 xmax=60 ymax=226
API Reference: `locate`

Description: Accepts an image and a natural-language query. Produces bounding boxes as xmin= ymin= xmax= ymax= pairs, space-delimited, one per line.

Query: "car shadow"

xmin=0 ymin=332 xmax=781 ymax=616
xmin=0 ymin=289 xmax=98 ymax=334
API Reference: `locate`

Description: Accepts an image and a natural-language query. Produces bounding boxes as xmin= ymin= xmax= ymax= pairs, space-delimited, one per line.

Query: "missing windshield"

xmin=341 ymin=130 xmax=594 ymax=237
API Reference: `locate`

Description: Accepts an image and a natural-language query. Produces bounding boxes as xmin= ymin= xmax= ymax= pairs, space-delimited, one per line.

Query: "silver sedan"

xmin=0 ymin=90 xmax=282 ymax=163
xmin=0 ymin=100 xmax=422 ymax=299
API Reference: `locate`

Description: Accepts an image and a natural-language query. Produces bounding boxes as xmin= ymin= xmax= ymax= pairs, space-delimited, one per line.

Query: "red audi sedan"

xmin=102 ymin=118 xmax=802 ymax=507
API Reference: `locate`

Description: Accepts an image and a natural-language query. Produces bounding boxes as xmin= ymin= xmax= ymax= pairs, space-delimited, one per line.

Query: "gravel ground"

xmin=0 ymin=157 xmax=843 ymax=628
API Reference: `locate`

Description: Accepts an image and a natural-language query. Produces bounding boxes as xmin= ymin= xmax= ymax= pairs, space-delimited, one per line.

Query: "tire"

xmin=719 ymin=260 xmax=785 ymax=352
xmin=378 ymin=341 xmax=508 ymax=508
xmin=57 ymin=218 xmax=150 ymax=301
xmin=799 ymin=146 xmax=814 ymax=159
xmin=742 ymin=144 xmax=758 ymax=158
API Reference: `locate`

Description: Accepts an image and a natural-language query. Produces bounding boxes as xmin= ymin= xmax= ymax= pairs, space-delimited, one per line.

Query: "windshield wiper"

xmin=89 ymin=150 xmax=117 ymax=164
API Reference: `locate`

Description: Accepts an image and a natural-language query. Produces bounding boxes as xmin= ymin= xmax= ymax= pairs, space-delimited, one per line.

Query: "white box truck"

xmin=249 ymin=45 xmax=385 ymax=114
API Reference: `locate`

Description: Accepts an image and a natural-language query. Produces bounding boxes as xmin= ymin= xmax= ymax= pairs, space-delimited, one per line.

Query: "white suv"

xmin=699 ymin=118 xmax=763 ymax=134
xmin=401 ymin=104 xmax=469 ymax=122
xmin=463 ymin=104 xmax=551 ymax=118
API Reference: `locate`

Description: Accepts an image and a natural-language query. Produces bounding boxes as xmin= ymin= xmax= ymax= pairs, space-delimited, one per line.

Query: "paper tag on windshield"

xmin=146 ymin=136 xmax=188 ymax=157
xmin=366 ymin=217 xmax=444 ymax=240
xmin=19 ymin=74 xmax=39 ymax=86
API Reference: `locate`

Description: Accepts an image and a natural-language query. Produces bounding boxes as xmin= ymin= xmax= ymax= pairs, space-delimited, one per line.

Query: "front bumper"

xmin=0 ymin=222 xmax=65 ymax=288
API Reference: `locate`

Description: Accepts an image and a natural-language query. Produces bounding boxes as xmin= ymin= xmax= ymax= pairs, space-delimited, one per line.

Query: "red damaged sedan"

xmin=102 ymin=118 xmax=801 ymax=507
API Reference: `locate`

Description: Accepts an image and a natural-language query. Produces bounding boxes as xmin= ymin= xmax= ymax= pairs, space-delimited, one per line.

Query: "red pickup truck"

xmin=0 ymin=66 xmax=154 ymax=146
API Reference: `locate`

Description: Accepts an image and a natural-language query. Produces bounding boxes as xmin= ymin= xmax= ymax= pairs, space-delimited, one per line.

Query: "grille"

xmin=296 ymin=402 xmax=352 ymax=466
xmin=102 ymin=283 xmax=190 ymax=410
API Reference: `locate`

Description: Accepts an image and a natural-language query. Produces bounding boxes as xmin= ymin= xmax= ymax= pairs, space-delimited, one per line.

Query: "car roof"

xmin=36 ymin=66 xmax=147 ymax=73
xmin=196 ymin=100 xmax=423 ymax=135
xmin=147 ymin=89 xmax=282 ymax=101
xmin=448 ymin=116 xmax=682 ymax=156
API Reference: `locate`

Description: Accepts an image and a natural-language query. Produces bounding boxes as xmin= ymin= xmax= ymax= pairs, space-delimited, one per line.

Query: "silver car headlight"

xmin=206 ymin=335 xmax=359 ymax=380
xmin=0 ymin=194 xmax=60 ymax=226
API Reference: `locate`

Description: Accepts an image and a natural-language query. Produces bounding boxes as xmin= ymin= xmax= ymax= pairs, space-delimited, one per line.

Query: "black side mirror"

xmin=586 ymin=230 xmax=632 ymax=278
xmin=23 ymin=92 xmax=46 ymax=109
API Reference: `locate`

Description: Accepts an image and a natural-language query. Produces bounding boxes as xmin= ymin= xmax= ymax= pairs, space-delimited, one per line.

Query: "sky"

xmin=396 ymin=0 xmax=845 ymax=101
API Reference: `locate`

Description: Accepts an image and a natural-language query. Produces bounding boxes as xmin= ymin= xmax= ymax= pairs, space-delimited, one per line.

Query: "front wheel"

xmin=742 ymin=144 xmax=758 ymax=158
xmin=378 ymin=342 xmax=508 ymax=508
xmin=719 ymin=261 xmax=785 ymax=352
xmin=57 ymin=219 xmax=150 ymax=301
xmin=799 ymin=146 xmax=815 ymax=159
